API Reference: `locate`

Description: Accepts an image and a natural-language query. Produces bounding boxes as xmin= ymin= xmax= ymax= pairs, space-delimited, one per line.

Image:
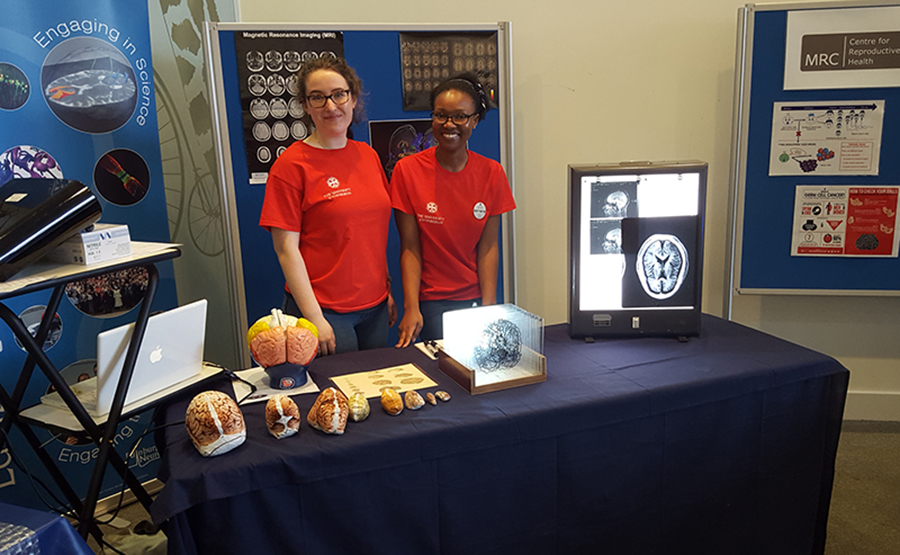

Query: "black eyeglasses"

xmin=431 ymin=112 xmax=476 ymax=125
xmin=306 ymin=89 xmax=351 ymax=108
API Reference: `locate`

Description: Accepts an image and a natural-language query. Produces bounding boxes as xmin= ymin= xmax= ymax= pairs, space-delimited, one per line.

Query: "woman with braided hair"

xmin=391 ymin=73 xmax=516 ymax=346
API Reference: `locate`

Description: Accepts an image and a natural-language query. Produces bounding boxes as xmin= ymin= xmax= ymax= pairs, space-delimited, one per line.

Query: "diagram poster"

xmin=791 ymin=185 xmax=900 ymax=257
xmin=232 ymin=30 xmax=344 ymax=185
xmin=769 ymin=100 xmax=884 ymax=176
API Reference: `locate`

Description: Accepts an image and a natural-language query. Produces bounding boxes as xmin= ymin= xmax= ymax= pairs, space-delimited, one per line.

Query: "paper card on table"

xmin=330 ymin=363 xmax=437 ymax=398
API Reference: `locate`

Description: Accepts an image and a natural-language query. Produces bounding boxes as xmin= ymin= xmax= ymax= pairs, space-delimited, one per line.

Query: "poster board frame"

xmin=727 ymin=0 xmax=900 ymax=311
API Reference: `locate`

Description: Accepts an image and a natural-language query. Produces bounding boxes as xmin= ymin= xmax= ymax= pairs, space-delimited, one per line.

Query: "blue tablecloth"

xmin=151 ymin=315 xmax=848 ymax=555
xmin=0 ymin=501 xmax=92 ymax=555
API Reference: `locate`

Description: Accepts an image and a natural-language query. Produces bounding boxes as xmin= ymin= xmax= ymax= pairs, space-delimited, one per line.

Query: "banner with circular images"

xmin=232 ymin=30 xmax=344 ymax=184
xmin=0 ymin=2 xmax=174 ymax=251
xmin=0 ymin=0 xmax=177 ymax=511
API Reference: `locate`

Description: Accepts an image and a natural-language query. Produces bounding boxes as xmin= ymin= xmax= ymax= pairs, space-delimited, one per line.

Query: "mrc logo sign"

xmin=801 ymin=32 xmax=900 ymax=71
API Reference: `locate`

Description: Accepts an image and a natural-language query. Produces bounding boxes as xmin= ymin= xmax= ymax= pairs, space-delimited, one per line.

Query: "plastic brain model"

xmin=247 ymin=309 xmax=319 ymax=388
xmin=185 ymin=390 xmax=246 ymax=457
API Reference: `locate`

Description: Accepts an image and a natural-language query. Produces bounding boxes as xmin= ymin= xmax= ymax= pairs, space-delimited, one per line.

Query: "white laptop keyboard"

xmin=39 ymin=376 xmax=99 ymax=414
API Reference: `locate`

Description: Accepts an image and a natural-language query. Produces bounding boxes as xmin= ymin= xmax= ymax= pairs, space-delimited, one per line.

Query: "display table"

xmin=151 ymin=315 xmax=848 ymax=555
xmin=0 ymin=243 xmax=180 ymax=540
xmin=0 ymin=501 xmax=93 ymax=555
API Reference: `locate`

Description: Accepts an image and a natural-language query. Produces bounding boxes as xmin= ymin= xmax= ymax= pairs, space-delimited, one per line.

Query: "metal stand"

xmin=0 ymin=245 xmax=179 ymax=541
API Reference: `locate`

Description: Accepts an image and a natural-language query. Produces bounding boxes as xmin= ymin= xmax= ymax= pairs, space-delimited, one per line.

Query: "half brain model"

xmin=246 ymin=309 xmax=319 ymax=368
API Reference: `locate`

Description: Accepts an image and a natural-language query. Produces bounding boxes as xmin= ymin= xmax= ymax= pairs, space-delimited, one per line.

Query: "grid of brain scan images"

xmin=233 ymin=33 xmax=344 ymax=182
xmin=398 ymin=32 xmax=499 ymax=111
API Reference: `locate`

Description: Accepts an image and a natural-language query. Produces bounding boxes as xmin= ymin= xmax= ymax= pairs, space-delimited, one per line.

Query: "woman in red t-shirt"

xmin=260 ymin=57 xmax=396 ymax=355
xmin=391 ymin=73 xmax=516 ymax=346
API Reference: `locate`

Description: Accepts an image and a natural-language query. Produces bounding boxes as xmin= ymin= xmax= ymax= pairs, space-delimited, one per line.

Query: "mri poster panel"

xmin=206 ymin=23 xmax=514 ymax=364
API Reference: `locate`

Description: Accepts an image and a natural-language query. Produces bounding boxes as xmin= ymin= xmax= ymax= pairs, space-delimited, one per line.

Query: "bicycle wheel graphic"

xmin=189 ymin=170 xmax=225 ymax=256
xmin=154 ymin=73 xmax=186 ymax=240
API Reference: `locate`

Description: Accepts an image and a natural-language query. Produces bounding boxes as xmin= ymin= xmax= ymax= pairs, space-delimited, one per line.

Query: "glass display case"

xmin=438 ymin=304 xmax=545 ymax=394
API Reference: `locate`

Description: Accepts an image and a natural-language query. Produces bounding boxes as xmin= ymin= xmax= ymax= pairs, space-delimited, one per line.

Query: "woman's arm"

xmin=270 ymin=227 xmax=337 ymax=355
xmin=394 ymin=209 xmax=424 ymax=347
xmin=475 ymin=215 xmax=501 ymax=305
xmin=386 ymin=272 xmax=397 ymax=329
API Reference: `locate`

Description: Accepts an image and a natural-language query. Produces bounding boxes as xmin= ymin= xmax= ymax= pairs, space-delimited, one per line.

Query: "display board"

xmin=205 ymin=23 xmax=514 ymax=365
xmin=729 ymin=1 xmax=900 ymax=297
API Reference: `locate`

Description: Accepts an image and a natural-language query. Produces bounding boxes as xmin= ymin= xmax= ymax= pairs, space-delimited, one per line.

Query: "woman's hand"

xmin=309 ymin=314 xmax=336 ymax=356
xmin=395 ymin=308 xmax=423 ymax=348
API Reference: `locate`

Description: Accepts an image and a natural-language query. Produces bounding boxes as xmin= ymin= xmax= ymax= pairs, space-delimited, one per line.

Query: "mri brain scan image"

xmin=283 ymin=51 xmax=301 ymax=72
xmin=636 ymin=234 xmax=688 ymax=300
xmin=246 ymin=51 xmax=264 ymax=72
xmin=602 ymin=227 xmax=622 ymax=254
xmin=603 ymin=190 xmax=630 ymax=217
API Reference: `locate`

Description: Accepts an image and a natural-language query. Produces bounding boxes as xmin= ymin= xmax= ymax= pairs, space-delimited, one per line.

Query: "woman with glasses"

xmin=260 ymin=57 xmax=396 ymax=356
xmin=391 ymin=73 xmax=516 ymax=346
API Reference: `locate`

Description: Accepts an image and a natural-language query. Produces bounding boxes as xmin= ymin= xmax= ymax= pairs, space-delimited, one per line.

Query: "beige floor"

xmin=824 ymin=420 xmax=900 ymax=555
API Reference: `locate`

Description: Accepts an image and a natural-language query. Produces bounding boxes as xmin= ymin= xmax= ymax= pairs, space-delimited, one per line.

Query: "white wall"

xmin=235 ymin=0 xmax=899 ymax=420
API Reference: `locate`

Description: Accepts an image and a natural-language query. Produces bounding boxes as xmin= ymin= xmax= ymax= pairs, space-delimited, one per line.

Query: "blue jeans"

xmin=282 ymin=294 xmax=389 ymax=354
xmin=419 ymin=298 xmax=481 ymax=341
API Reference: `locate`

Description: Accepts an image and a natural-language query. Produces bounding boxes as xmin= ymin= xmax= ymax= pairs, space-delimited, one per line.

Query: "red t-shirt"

xmin=260 ymin=140 xmax=391 ymax=312
xmin=391 ymin=147 xmax=516 ymax=301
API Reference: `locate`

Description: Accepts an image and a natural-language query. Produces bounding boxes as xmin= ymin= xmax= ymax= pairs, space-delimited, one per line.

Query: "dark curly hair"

xmin=430 ymin=72 xmax=489 ymax=122
xmin=295 ymin=56 xmax=366 ymax=125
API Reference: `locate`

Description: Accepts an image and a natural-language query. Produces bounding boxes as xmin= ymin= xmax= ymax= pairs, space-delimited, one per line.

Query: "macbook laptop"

xmin=37 ymin=299 xmax=211 ymax=421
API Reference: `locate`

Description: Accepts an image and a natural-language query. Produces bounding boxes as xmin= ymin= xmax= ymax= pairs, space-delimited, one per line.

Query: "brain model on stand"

xmin=247 ymin=309 xmax=318 ymax=389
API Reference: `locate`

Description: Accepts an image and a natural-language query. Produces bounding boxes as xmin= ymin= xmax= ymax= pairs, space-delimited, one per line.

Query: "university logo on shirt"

xmin=323 ymin=176 xmax=351 ymax=200
xmin=419 ymin=200 xmax=444 ymax=225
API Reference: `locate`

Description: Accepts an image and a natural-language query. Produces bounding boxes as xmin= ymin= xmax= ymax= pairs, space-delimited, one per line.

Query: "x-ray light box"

xmin=568 ymin=161 xmax=707 ymax=338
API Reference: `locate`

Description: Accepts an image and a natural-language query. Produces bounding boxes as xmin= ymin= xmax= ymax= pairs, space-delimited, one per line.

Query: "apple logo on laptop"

xmin=149 ymin=345 xmax=163 ymax=363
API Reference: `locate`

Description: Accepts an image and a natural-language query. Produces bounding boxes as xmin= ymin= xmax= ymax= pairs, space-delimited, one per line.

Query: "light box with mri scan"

xmin=567 ymin=161 xmax=707 ymax=339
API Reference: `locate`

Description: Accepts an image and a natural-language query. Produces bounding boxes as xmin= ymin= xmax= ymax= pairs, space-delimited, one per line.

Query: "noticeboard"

xmin=729 ymin=2 xmax=900 ymax=296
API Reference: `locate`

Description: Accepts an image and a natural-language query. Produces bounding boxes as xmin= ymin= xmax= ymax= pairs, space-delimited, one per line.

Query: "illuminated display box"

xmin=438 ymin=304 xmax=545 ymax=395
xmin=568 ymin=161 xmax=707 ymax=339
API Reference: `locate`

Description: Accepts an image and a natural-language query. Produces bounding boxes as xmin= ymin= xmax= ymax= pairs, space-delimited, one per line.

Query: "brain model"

xmin=247 ymin=309 xmax=319 ymax=368
xmin=265 ymin=394 xmax=301 ymax=439
xmin=307 ymin=387 xmax=349 ymax=435
xmin=185 ymin=391 xmax=246 ymax=457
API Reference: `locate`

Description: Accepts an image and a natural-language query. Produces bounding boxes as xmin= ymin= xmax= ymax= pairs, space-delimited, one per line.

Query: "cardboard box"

xmin=46 ymin=223 xmax=131 ymax=265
